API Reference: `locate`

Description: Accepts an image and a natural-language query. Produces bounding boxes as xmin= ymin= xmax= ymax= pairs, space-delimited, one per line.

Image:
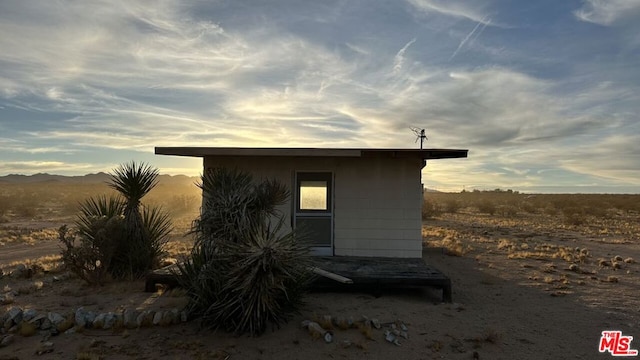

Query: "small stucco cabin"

xmin=155 ymin=147 xmax=467 ymax=258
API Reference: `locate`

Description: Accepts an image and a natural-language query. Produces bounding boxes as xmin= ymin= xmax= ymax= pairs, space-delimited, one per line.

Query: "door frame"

xmin=294 ymin=171 xmax=334 ymax=256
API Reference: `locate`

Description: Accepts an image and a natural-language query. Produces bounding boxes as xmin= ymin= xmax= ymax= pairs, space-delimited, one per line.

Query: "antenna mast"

xmin=411 ymin=127 xmax=427 ymax=149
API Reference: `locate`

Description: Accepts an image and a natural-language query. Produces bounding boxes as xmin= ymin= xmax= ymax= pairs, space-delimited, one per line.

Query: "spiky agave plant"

xmin=60 ymin=195 xmax=126 ymax=284
xmin=178 ymin=167 xmax=311 ymax=335
xmin=201 ymin=218 xmax=312 ymax=334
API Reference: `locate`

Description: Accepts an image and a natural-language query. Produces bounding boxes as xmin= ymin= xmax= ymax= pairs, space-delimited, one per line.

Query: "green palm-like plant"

xmin=178 ymin=167 xmax=311 ymax=336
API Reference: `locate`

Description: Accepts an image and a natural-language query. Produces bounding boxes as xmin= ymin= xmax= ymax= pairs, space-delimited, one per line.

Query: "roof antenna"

xmin=411 ymin=127 xmax=427 ymax=149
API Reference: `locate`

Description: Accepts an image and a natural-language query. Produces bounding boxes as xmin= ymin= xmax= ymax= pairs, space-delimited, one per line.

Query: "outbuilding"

xmin=155 ymin=147 xmax=467 ymax=258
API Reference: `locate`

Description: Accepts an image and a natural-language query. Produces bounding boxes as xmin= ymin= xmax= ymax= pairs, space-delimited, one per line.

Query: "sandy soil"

xmin=1 ymin=211 xmax=638 ymax=360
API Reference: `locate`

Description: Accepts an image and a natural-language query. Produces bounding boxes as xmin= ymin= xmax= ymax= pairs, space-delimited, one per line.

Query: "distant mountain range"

xmin=0 ymin=172 xmax=198 ymax=185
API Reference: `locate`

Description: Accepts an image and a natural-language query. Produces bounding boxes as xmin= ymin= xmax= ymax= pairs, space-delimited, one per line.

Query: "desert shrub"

xmin=520 ymin=201 xmax=539 ymax=214
xmin=0 ymin=195 xmax=8 ymax=217
xmin=562 ymin=207 xmax=586 ymax=225
xmin=178 ymin=167 xmax=312 ymax=336
xmin=582 ymin=205 xmax=608 ymax=218
xmin=498 ymin=205 xmax=519 ymax=217
xmin=444 ymin=199 xmax=462 ymax=213
xmin=422 ymin=198 xmax=442 ymax=219
xmin=15 ymin=203 xmax=38 ymax=218
xmin=477 ymin=199 xmax=496 ymax=215
xmin=59 ymin=215 xmax=123 ymax=286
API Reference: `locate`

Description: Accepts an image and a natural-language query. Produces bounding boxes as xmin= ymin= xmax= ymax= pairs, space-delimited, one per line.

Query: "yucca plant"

xmin=59 ymin=162 xmax=172 ymax=283
xmin=108 ymin=161 xmax=164 ymax=278
xmin=178 ymin=167 xmax=311 ymax=336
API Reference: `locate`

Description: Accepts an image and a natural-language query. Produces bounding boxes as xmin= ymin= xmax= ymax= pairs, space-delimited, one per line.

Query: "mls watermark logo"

xmin=599 ymin=331 xmax=638 ymax=357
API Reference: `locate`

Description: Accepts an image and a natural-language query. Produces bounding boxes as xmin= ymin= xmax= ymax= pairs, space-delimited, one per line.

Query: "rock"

xmin=76 ymin=308 xmax=95 ymax=328
xmin=397 ymin=321 xmax=408 ymax=332
xmin=103 ymin=313 xmax=117 ymax=329
xmin=371 ymin=318 xmax=381 ymax=329
xmin=6 ymin=307 xmax=23 ymax=325
xmin=180 ymin=310 xmax=188 ymax=323
xmin=92 ymin=313 xmax=106 ymax=329
xmin=23 ymin=309 xmax=38 ymax=322
xmin=64 ymin=327 xmax=76 ymax=335
xmin=0 ymin=334 xmax=15 ymax=347
xmin=123 ymin=308 xmax=139 ymax=329
xmin=136 ymin=310 xmax=155 ymax=328
xmin=29 ymin=314 xmax=47 ymax=329
xmin=48 ymin=312 xmax=65 ymax=327
xmin=39 ymin=318 xmax=52 ymax=330
xmin=170 ymin=309 xmax=180 ymax=325
xmin=152 ymin=311 xmax=163 ymax=326
xmin=161 ymin=310 xmax=176 ymax=326
xmin=384 ymin=330 xmax=401 ymax=346
xmin=75 ymin=308 xmax=88 ymax=328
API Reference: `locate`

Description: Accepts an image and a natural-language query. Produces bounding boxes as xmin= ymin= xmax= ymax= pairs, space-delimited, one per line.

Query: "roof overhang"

xmin=154 ymin=147 xmax=468 ymax=160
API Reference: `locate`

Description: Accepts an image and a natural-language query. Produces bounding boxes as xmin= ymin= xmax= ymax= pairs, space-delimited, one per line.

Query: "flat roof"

xmin=154 ymin=147 xmax=468 ymax=160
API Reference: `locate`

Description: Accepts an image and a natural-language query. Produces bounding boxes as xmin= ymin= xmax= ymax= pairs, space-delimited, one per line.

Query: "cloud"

xmin=393 ymin=38 xmax=417 ymax=74
xmin=574 ymin=0 xmax=640 ymax=25
xmin=0 ymin=1 xmax=638 ymax=192
xmin=559 ymin=134 xmax=640 ymax=184
xmin=407 ymin=0 xmax=494 ymax=25
xmin=0 ymin=161 xmax=94 ymax=174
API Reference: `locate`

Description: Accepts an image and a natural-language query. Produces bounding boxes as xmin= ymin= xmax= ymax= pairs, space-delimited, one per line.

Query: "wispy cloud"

xmin=393 ymin=38 xmax=417 ymax=74
xmin=574 ymin=0 xmax=640 ymax=25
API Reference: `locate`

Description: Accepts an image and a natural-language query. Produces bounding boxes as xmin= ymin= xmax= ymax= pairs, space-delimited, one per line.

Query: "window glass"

xmin=299 ymin=180 xmax=327 ymax=210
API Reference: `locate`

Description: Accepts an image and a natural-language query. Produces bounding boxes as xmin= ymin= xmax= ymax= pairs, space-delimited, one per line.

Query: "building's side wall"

xmin=332 ymin=157 xmax=423 ymax=258
xmin=202 ymin=156 xmax=423 ymax=258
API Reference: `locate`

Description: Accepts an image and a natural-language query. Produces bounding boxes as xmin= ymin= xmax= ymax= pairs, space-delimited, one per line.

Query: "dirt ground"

xmin=1 ymin=210 xmax=639 ymax=360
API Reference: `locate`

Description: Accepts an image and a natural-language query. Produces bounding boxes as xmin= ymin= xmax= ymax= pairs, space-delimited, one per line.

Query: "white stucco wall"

xmin=202 ymin=155 xmax=423 ymax=258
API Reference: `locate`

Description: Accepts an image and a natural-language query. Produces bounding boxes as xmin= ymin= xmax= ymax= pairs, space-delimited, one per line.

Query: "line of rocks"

xmin=0 ymin=305 xmax=188 ymax=348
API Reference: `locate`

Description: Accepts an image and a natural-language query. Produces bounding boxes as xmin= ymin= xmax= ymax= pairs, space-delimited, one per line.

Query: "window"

xmin=299 ymin=180 xmax=328 ymax=210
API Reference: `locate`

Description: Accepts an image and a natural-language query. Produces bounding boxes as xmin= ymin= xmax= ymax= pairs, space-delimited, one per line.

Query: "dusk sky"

xmin=1 ymin=1 xmax=639 ymax=193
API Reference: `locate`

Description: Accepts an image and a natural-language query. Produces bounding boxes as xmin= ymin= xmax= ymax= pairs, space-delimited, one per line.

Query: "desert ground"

xmin=1 ymin=184 xmax=639 ymax=359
